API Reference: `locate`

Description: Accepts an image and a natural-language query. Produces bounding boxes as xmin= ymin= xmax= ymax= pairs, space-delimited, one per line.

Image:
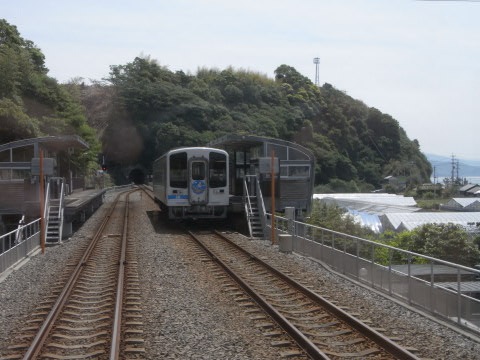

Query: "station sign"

xmin=31 ymin=158 xmax=56 ymax=176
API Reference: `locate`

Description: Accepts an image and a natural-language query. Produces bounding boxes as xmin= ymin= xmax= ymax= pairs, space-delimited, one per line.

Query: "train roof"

xmin=155 ymin=146 xmax=228 ymax=159
xmin=207 ymin=134 xmax=314 ymax=162
xmin=168 ymin=146 xmax=227 ymax=152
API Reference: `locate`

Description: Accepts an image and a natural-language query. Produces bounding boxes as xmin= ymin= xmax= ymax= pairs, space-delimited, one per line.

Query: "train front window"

xmin=209 ymin=152 xmax=227 ymax=188
xmin=191 ymin=162 xmax=206 ymax=180
xmin=170 ymin=152 xmax=187 ymax=188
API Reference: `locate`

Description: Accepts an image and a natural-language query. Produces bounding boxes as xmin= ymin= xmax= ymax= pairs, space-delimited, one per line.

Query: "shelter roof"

xmin=0 ymin=135 xmax=89 ymax=153
xmin=208 ymin=134 xmax=314 ymax=160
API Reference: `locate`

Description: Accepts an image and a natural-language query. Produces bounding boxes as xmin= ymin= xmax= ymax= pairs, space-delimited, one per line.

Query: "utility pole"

xmin=39 ymin=149 xmax=45 ymax=254
xmin=313 ymin=57 xmax=320 ymax=86
xmin=451 ymin=154 xmax=456 ymax=187
xmin=456 ymin=159 xmax=460 ymax=183
xmin=270 ymin=150 xmax=276 ymax=245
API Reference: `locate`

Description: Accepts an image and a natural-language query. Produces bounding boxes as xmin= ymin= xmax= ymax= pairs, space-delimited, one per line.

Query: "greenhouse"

xmin=380 ymin=212 xmax=480 ymax=232
xmin=314 ymin=193 xmax=480 ymax=233
xmin=441 ymin=198 xmax=480 ymax=212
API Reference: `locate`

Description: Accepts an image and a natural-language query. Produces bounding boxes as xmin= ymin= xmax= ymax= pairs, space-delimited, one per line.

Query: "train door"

xmin=189 ymin=157 xmax=208 ymax=205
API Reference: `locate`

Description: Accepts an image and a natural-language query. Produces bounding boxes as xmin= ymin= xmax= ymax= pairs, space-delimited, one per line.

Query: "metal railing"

xmin=0 ymin=219 xmax=41 ymax=274
xmin=58 ymin=180 xmax=65 ymax=242
xmin=254 ymin=176 xmax=267 ymax=236
xmin=243 ymin=177 xmax=254 ymax=238
xmin=43 ymin=181 xmax=50 ymax=235
xmin=266 ymin=212 xmax=480 ymax=333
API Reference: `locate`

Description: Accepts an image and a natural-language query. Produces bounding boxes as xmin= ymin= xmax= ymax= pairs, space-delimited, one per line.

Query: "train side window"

xmin=209 ymin=152 xmax=227 ymax=188
xmin=170 ymin=152 xmax=187 ymax=188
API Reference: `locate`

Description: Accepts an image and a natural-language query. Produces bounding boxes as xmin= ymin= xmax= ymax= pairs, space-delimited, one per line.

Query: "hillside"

xmin=77 ymin=58 xmax=431 ymax=190
xmin=0 ymin=19 xmax=99 ymax=174
xmin=0 ymin=19 xmax=432 ymax=190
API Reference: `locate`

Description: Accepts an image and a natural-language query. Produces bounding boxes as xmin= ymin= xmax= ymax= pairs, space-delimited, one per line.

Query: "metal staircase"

xmin=243 ymin=175 xmax=266 ymax=239
xmin=45 ymin=178 xmax=65 ymax=244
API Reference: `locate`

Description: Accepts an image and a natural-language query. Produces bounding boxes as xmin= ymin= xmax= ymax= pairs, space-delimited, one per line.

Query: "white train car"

xmin=152 ymin=147 xmax=229 ymax=219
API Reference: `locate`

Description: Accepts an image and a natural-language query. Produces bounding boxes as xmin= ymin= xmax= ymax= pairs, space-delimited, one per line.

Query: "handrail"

xmin=1 ymin=219 xmax=41 ymax=266
xmin=15 ymin=215 xmax=26 ymax=244
xmin=243 ymin=177 xmax=253 ymax=238
xmin=43 ymin=181 xmax=51 ymax=233
xmin=267 ymin=213 xmax=480 ymax=276
xmin=265 ymin=211 xmax=480 ymax=331
xmin=243 ymin=177 xmax=253 ymax=217
xmin=291 ymin=218 xmax=480 ymax=274
xmin=254 ymin=176 xmax=267 ymax=237
xmin=58 ymin=180 xmax=65 ymax=242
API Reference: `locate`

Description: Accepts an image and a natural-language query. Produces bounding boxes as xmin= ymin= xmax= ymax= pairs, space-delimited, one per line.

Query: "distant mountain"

xmin=426 ymin=154 xmax=480 ymax=177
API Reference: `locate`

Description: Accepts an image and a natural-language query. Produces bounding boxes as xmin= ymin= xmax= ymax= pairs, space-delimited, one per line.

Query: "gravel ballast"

xmin=1 ymin=190 xmax=480 ymax=359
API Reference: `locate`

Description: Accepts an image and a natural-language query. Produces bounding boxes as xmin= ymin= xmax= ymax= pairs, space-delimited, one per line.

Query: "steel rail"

xmin=188 ymin=231 xmax=327 ymax=359
xmin=212 ymin=230 xmax=420 ymax=360
xmin=22 ymin=190 xmax=134 ymax=360
xmin=110 ymin=190 xmax=136 ymax=359
xmin=139 ymin=185 xmax=156 ymax=202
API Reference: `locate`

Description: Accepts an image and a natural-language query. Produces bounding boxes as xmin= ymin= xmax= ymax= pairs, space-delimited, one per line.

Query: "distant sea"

xmin=431 ymin=176 xmax=480 ymax=185
xmin=426 ymin=154 xmax=480 ymax=184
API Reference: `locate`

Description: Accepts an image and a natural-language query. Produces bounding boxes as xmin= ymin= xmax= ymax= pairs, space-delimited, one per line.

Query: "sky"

xmin=2 ymin=0 xmax=480 ymax=160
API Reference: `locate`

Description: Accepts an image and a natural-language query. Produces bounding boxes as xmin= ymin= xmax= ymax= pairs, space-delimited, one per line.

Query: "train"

xmin=152 ymin=147 xmax=229 ymax=219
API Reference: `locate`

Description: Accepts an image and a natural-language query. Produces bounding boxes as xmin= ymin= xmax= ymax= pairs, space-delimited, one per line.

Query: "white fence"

xmin=268 ymin=212 xmax=480 ymax=334
xmin=0 ymin=219 xmax=41 ymax=274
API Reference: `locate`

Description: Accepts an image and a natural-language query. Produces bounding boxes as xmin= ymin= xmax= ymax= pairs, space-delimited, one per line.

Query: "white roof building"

xmin=314 ymin=193 xmax=480 ymax=233
xmin=441 ymin=198 xmax=480 ymax=212
xmin=380 ymin=212 xmax=480 ymax=232
xmin=313 ymin=193 xmax=419 ymax=233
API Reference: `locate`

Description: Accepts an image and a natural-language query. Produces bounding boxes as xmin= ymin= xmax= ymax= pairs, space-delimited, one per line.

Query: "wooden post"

xmin=271 ymin=150 xmax=275 ymax=245
xmin=39 ymin=149 xmax=45 ymax=254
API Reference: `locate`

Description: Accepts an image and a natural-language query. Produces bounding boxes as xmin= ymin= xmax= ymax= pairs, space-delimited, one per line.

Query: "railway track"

xmin=189 ymin=230 xmax=420 ymax=360
xmin=1 ymin=189 xmax=144 ymax=360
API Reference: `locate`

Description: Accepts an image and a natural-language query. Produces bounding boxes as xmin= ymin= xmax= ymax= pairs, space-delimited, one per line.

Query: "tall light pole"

xmin=313 ymin=57 xmax=320 ymax=86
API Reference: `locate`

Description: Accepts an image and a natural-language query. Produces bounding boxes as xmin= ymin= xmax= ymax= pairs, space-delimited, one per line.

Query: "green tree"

xmin=0 ymin=19 xmax=99 ymax=175
xmin=378 ymin=223 xmax=480 ymax=267
xmin=308 ymin=201 xmax=373 ymax=238
xmin=413 ymin=223 xmax=480 ymax=266
xmin=0 ymin=98 xmax=39 ymax=142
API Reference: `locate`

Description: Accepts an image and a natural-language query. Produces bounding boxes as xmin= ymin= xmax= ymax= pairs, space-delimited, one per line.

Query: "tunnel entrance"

xmin=129 ymin=168 xmax=146 ymax=184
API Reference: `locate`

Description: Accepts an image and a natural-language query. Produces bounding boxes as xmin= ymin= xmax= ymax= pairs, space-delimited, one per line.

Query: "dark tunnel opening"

xmin=129 ymin=168 xmax=146 ymax=184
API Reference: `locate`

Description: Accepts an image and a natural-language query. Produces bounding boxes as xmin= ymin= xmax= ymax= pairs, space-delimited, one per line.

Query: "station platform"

xmin=62 ymin=188 xmax=106 ymax=237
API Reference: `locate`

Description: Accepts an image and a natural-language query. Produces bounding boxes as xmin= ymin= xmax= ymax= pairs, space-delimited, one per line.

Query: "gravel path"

xmin=1 ymin=190 xmax=480 ymax=359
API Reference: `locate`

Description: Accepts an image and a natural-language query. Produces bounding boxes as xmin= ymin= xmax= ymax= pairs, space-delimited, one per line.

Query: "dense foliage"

xmin=76 ymin=56 xmax=431 ymax=188
xmin=0 ymin=19 xmax=98 ymax=173
xmin=378 ymin=223 xmax=480 ymax=267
